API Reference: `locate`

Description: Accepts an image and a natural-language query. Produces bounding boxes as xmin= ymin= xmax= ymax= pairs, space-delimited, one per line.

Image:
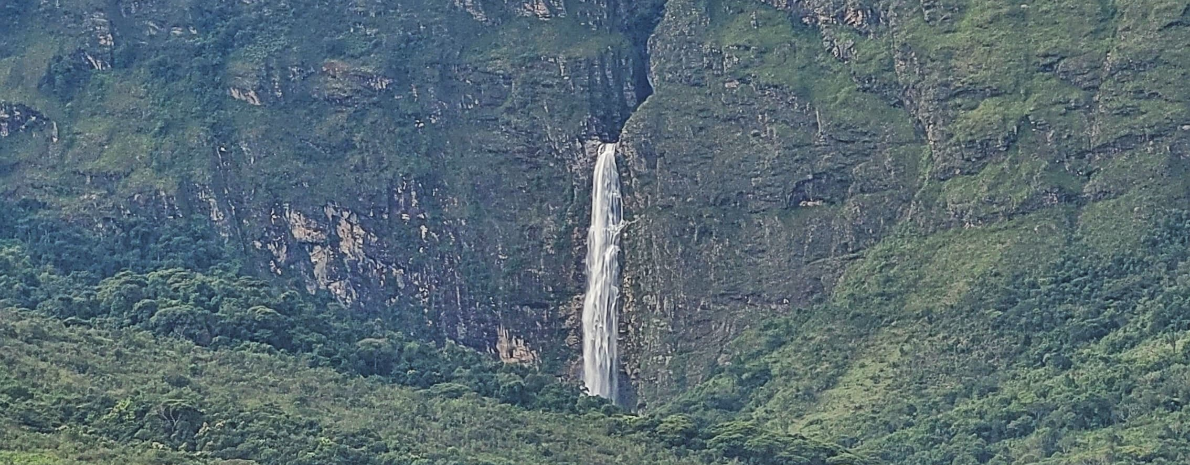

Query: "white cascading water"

xmin=582 ymin=142 xmax=624 ymax=402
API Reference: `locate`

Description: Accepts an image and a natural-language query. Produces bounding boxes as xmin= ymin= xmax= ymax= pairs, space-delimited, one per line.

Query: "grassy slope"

xmin=0 ymin=0 xmax=642 ymax=209
xmin=636 ymin=0 xmax=1190 ymax=464
xmin=0 ymin=307 xmax=703 ymax=465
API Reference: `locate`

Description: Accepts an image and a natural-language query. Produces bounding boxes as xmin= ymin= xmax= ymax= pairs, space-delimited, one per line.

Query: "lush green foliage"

xmin=5 ymin=0 xmax=1190 ymax=464
xmin=620 ymin=0 xmax=1190 ymax=463
xmin=663 ymin=207 xmax=1190 ymax=464
xmin=618 ymin=415 xmax=874 ymax=465
xmin=0 ymin=203 xmax=868 ymax=464
xmin=0 ymin=200 xmax=232 ymax=277
xmin=0 ymin=308 xmax=699 ymax=465
xmin=0 ymin=203 xmax=609 ymax=415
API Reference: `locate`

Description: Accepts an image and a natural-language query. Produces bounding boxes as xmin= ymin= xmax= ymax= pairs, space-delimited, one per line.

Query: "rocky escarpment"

xmin=3 ymin=0 xmax=1188 ymax=421
xmin=615 ymin=0 xmax=1190 ymax=404
xmin=6 ymin=1 xmax=1190 ymax=463
xmin=0 ymin=102 xmax=47 ymax=138
xmin=221 ymin=49 xmax=645 ymax=366
xmin=0 ymin=0 xmax=663 ymax=369
xmin=617 ymin=0 xmax=918 ymax=401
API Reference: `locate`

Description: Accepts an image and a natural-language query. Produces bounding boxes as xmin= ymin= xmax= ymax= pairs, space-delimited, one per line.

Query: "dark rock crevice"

xmin=622 ymin=0 xmax=665 ymax=106
xmin=594 ymin=0 xmax=665 ymax=142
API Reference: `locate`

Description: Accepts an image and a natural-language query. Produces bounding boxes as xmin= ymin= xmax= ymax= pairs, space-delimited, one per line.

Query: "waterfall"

xmin=583 ymin=142 xmax=623 ymax=402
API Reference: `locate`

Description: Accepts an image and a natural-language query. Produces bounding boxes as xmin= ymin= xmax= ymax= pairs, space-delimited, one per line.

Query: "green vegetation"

xmin=0 ymin=303 xmax=877 ymax=464
xmin=619 ymin=416 xmax=874 ymax=465
xmin=0 ymin=308 xmax=683 ymax=465
xmin=662 ymin=207 xmax=1190 ymax=464
xmin=705 ymin=0 xmax=915 ymax=139
xmin=0 ymin=201 xmax=870 ymax=463
xmin=4 ymin=0 xmax=1190 ymax=464
xmin=620 ymin=0 xmax=1190 ymax=464
xmin=0 ymin=202 xmax=610 ymax=415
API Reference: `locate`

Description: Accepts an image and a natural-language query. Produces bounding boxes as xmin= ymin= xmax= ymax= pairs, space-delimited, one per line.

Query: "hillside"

xmin=3 ymin=0 xmax=1190 ymax=464
xmin=0 ymin=308 xmax=685 ymax=465
xmin=0 ymin=208 xmax=868 ymax=464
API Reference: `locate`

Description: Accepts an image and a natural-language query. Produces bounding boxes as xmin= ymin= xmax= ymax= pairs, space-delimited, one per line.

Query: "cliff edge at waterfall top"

xmin=2 ymin=0 xmax=1190 ymax=464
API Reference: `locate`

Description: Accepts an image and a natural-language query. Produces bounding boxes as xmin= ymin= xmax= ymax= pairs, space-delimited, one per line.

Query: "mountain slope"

xmin=612 ymin=0 xmax=1190 ymax=463
xmin=0 ymin=307 xmax=697 ymax=465
xmin=4 ymin=0 xmax=1190 ymax=464
xmin=0 ymin=209 xmax=870 ymax=465
xmin=619 ymin=0 xmax=1190 ymax=402
xmin=1 ymin=0 xmax=663 ymax=367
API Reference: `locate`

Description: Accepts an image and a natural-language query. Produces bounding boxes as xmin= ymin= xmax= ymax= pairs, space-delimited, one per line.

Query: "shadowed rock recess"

xmin=3 ymin=0 xmax=1190 ymax=463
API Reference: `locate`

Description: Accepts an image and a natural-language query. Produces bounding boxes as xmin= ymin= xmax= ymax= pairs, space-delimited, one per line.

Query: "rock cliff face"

xmin=618 ymin=0 xmax=918 ymax=400
xmin=613 ymin=0 xmax=1190 ymax=402
xmin=0 ymin=0 xmax=659 ymax=371
xmin=0 ymin=102 xmax=46 ymax=138
xmin=2 ymin=0 xmax=1189 ymax=418
xmin=185 ymin=0 xmax=659 ymax=366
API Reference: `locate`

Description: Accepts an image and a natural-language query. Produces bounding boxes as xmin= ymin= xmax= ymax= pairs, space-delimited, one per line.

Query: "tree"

xmin=150 ymin=305 xmax=215 ymax=345
xmin=354 ymin=338 xmax=397 ymax=376
xmin=655 ymin=414 xmax=699 ymax=447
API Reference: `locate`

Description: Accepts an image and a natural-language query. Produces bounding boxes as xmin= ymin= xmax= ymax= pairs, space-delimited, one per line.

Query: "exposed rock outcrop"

xmin=0 ymin=103 xmax=47 ymax=138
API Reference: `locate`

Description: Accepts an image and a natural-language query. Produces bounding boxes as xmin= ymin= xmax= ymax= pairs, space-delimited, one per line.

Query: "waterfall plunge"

xmin=583 ymin=142 xmax=623 ymax=402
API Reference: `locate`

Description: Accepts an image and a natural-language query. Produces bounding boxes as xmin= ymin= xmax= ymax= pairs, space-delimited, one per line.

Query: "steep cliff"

xmin=619 ymin=0 xmax=920 ymax=400
xmin=4 ymin=0 xmax=1190 ymax=462
xmin=0 ymin=0 xmax=663 ymax=371
xmin=613 ymin=0 xmax=1190 ymax=462
xmin=616 ymin=0 xmax=1189 ymax=398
